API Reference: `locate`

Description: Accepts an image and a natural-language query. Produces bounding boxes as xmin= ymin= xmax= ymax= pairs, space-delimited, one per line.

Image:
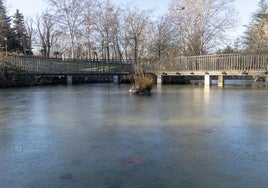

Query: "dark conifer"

xmin=13 ymin=9 xmax=32 ymax=54
xmin=244 ymin=0 xmax=268 ymax=53
xmin=0 ymin=0 xmax=13 ymax=53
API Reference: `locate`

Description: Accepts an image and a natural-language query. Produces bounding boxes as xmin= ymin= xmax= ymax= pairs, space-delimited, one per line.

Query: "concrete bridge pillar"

xmin=204 ymin=75 xmax=211 ymax=87
xmin=218 ymin=75 xmax=225 ymax=87
xmin=66 ymin=75 xmax=73 ymax=85
xmin=113 ymin=75 xmax=120 ymax=84
xmin=157 ymin=75 xmax=162 ymax=85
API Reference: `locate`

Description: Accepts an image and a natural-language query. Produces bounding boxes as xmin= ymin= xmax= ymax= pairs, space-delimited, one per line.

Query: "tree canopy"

xmin=6 ymin=0 xmax=268 ymax=59
xmin=0 ymin=0 xmax=32 ymax=55
xmin=244 ymin=0 xmax=268 ymax=53
xmin=13 ymin=9 xmax=32 ymax=54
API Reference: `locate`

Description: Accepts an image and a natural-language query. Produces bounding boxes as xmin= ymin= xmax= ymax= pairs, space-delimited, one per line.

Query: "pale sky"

xmin=6 ymin=0 xmax=258 ymax=37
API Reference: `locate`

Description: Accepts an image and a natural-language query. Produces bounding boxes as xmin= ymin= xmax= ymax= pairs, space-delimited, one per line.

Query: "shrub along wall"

xmin=0 ymin=62 xmax=34 ymax=87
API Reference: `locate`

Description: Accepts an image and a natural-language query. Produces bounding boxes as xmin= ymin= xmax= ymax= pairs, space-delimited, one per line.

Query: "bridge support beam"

xmin=157 ymin=75 xmax=162 ymax=85
xmin=218 ymin=75 xmax=225 ymax=87
xmin=66 ymin=75 xmax=73 ymax=85
xmin=204 ymin=75 xmax=211 ymax=87
xmin=113 ymin=75 xmax=120 ymax=84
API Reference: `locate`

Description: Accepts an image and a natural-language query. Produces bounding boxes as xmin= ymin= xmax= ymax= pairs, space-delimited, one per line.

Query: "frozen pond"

xmin=0 ymin=84 xmax=268 ymax=188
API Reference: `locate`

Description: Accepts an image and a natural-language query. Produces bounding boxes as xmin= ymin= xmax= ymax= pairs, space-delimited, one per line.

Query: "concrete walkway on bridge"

xmin=155 ymin=70 xmax=268 ymax=86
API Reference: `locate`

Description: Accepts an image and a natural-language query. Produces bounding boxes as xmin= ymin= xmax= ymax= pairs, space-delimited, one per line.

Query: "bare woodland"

xmin=22 ymin=0 xmax=268 ymax=60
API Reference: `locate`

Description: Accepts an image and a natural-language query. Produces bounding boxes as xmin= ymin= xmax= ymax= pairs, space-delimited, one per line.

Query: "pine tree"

xmin=244 ymin=0 xmax=268 ymax=53
xmin=0 ymin=0 xmax=24 ymax=52
xmin=0 ymin=0 xmax=13 ymax=53
xmin=12 ymin=9 xmax=31 ymax=54
xmin=253 ymin=0 xmax=268 ymax=23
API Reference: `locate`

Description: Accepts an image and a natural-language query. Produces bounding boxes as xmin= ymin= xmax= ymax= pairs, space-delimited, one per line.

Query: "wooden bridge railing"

xmin=8 ymin=56 xmax=134 ymax=74
xmin=140 ymin=54 xmax=268 ymax=72
xmin=4 ymin=54 xmax=268 ymax=75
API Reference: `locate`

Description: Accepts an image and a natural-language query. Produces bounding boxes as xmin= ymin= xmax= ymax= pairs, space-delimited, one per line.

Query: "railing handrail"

xmin=140 ymin=54 xmax=268 ymax=72
xmin=5 ymin=54 xmax=268 ymax=75
xmin=7 ymin=56 xmax=134 ymax=74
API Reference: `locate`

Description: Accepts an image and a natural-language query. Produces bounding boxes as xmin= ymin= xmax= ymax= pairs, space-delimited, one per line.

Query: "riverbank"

xmin=0 ymin=67 xmax=136 ymax=87
xmin=0 ymin=74 xmax=134 ymax=87
xmin=0 ymin=61 xmax=34 ymax=87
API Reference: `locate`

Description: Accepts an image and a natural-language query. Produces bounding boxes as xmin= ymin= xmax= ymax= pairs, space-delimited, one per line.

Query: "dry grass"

xmin=132 ymin=73 xmax=154 ymax=94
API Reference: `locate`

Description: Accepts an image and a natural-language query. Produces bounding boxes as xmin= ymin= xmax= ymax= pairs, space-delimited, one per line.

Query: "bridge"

xmin=141 ymin=54 xmax=268 ymax=86
xmin=5 ymin=54 xmax=268 ymax=86
xmin=7 ymin=56 xmax=134 ymax=84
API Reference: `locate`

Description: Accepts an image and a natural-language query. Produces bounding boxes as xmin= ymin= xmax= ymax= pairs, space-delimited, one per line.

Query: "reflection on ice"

xmin=0 ymin=85 xmax=268 ymax=187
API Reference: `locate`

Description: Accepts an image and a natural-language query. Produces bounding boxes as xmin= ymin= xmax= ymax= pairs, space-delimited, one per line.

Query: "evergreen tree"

xmin=0 ymin=0 xmax=13 ymax=53
xmin=244 ymin=0 xmax=268 ymax=53
xmin=253 ymin=0 xmax=268 ymax=23
xmin=12 ymin=9 xmax=31 ymax=54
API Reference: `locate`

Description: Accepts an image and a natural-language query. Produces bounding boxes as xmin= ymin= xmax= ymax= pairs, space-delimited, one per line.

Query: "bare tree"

xmin=122 ymin=6 xmax=149 ymax=63
xmin=25 ymin=17 xmax=36 ymax=54
xmin=35 ymin=13 xmax=61 ymax=58
xmin=46 ymin=0 xmax=86 ymax=59
xmin=109 ymin=7 xmax=124 ymax=61
xmin=169 ymin=0 xmax=237 ymax=56
xmin=149 ymin=15 xmax=176 ymax=59
xmin=80 ymin=0 xmax=99 ymax=60
xmin=93 ymin=0 xmax=121 ymax=61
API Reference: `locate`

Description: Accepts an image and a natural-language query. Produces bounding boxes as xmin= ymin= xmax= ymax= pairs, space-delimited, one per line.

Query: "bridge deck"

xmin=154 ymin=70 xmax=267 ymax=76
xmin=26 ymin=72 xmax=132 ymax=76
